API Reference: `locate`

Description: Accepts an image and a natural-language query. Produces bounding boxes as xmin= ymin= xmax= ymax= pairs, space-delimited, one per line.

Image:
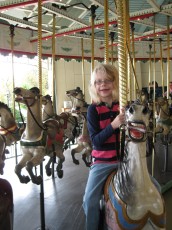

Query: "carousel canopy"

xmin=0 ymin=0 xmax=172 ymax=61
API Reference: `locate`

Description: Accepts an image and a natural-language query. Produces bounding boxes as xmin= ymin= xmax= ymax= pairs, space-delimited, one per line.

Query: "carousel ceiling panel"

xmin=0 ymin=0 xmax=172 ymax=59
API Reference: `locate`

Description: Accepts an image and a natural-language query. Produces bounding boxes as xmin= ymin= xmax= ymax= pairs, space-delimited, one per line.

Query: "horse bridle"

xmin=17 ymin=95 xmax=47 ymax=131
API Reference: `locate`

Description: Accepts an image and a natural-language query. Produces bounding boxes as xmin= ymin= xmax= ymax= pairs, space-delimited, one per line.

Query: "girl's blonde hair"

xmin=89 ymin=63 xmax=119 ymax=103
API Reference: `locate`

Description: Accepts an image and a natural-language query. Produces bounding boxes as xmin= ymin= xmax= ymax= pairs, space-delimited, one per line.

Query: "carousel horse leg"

xmin=82 ymin=151 xmax=91 ymax=167
xmin=15 ymin=163 xmax=30 ymax=184
xmin=56 ymin=157 xmax=65 ymax=178
xmin=26 ymin=161 xmax=43 ymax=185
xmin=45 ymin=156 xmax=53 ymax=176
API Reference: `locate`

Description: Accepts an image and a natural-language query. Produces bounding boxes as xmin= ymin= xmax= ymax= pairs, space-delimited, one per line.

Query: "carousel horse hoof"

xmin=19 ymin=176 xmax=30 ymax=184
xmin=73 ymin=159 xmax=79 ymax=165
xmin=45 ymin=167 xmax=52 ymax=177
xmin=57 ymin=169 xmax=63 ymax=178
xmin=32 ymin=175 xmax=43 ymax=185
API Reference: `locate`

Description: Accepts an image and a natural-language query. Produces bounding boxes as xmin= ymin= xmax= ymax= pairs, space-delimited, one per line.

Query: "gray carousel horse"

xmin=0 ymin=101 xmax=24 ymax=175
xmin=155 ymin=97 xmax=172 ymax=135
xmin=13 ymin=87 xmax=65 ymax=185
xmin=42 ymin=94 xmax=78 ymax=175
xmin=104 ymin=101 xmax=166 ymax=230
xmin=66 ymin=87 xmax=91 ymax=167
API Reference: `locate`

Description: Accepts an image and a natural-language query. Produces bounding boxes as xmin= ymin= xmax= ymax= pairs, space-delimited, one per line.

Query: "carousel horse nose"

xmin=129 ymin=105 xmax=135 ymax=114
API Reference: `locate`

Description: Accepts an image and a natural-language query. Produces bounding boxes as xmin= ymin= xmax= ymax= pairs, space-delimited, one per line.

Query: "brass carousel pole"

xmin=130 ymin=22 xmax=136 ymax=101
xmin=148 ymin=44 xmax=152 ymax=99
xmin=90 ymin=5 xmax=96 ymax=73
xmin=9 ymin=24 xmax=18 ymax=165
xmin=81 ymin=38 xmax=85 ymax=98
xmin=166 ymin=16 xmax=170 ymax=100
xmin=116 ymin=0 xmax=128 ymax=109
xmin=152 ymin=14 xmax=156 ymax=177
xmin=104 ymin=0 xmax=109 ymax=64
xmin=159 ymin=38 xmax=164 ymax=96
xmin=110 ymin=32 xmax=115 ymax=65
xmin=51 ymin=13 xmax=56 ymax=179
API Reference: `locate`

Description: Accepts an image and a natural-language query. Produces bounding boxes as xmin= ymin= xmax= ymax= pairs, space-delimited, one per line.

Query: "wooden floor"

xmin=1 ymin=140 xmax=172 ymax=230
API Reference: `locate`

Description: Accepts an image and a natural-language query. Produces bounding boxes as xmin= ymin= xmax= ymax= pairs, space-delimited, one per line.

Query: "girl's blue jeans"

xmin=82 ymin=163 xmax=118 ymax=230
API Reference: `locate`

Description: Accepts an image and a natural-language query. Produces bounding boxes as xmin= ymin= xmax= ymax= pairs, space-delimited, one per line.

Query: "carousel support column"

xmin=104 ymin=0 xmax=109 ymax=64
xmin=159 ymin=38 xmax=164 ymax=96
xmin=37 ymin=0 xmax=46 ymax=229
xmin=81 ymin=38 xmax=85 ymax=98
xmin=9 ymin=24 xmax=18 ymax=165
xmin=90 ymin=5 xmax=96 ymax=73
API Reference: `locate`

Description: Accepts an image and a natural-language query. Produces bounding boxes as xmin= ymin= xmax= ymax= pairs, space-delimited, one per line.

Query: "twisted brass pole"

xmin=104 ymin=0 xmax=109 ymax=63
xmin=90 ymin=5 xmax=96 ymax=73
xmin=116 ymin=0 xmax=127 ymax=109
xmin=159 ymin=38 xmax=164 ymax=96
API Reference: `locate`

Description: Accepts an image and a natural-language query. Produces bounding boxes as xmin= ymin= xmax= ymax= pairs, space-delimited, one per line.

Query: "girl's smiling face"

xmin=94 ymin=72 xmax=114 ymax=102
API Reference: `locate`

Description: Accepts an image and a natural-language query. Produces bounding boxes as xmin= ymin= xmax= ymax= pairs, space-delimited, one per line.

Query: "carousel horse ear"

xmin=30 ymin=87 xmax=40 ymax=95
xmin=45 ymin=95 xmax=52 ymax=101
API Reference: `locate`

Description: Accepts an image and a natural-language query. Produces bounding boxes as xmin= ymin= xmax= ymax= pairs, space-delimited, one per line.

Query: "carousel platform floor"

xmin=1 ymin=142 xmax=172 ymax=230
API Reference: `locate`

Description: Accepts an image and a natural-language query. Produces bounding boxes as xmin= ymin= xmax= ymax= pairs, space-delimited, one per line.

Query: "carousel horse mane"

xmin=0 ymin=102 xmax=13 ymax=115
xmin=104 ymin=100 xmax=166 ymax=230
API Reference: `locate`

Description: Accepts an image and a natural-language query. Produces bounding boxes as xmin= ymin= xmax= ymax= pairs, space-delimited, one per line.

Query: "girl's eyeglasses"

xmin=94 ymin=79 xmax=113 ymax=85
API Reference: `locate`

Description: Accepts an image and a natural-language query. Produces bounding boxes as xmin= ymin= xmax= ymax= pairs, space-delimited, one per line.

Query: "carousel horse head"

xmin=13 ymin=86 xmax=40 ymax=107
xmin=104 ymin=100 xmax=166 ymax=230
xmin=155 ymin=96 xmax=172 ymax=135
xmin=66 ymin=87 xmax=88 ymax=113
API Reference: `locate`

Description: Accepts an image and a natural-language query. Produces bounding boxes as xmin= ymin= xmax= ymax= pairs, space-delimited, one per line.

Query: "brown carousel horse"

xmin=0 ymin=101 xmax=24 ymax=175
xmin=13 ymin=87 xmax=65 ymax=185
xmin=103 ymin=100 xmax=166 ymax=230
xmin=0 ymin=178 xmax=13 ymax=230
xmin=66 ymin=87 xmax=91 ymax=167
xmin=42 ymin=94 xmax=78 ymax=150
xmin=42 ymin=94 xmax=78 ymax=175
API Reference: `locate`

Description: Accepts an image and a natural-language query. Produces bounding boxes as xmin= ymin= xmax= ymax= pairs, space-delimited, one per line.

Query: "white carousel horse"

xmin=66 ymin=87 xmax=91 ymax=167
xmin=104 ymin=101 xmax=166 ymax=230
xmin=155 ymin=97 xmax=172 ymax=135
xmin=42 ymin=94 xmax=78 ymax=175
xmin=13 ymin=87 xmax=65 ymax=185
xmin=0 ymin=101 xmax=24 ymax=175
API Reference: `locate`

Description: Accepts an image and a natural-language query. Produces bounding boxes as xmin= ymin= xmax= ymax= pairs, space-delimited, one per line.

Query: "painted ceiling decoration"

xmin=0 ymin=0 xmax=171 ymax=62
